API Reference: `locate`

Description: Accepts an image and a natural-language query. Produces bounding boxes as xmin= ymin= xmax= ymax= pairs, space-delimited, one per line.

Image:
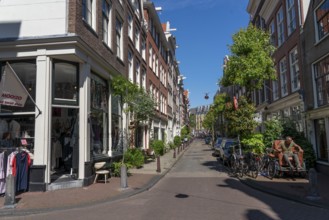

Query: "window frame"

xmin=277 ymin=7 xmax=285 ymax=47
xmin=289 ymin=47 xmax=300 ymax=92
xmin=102 ymin=0 xmax=112 ymax=47
xmin=286 ymin=0 xmax=297 ymax=36
xmin=279 ymin=57 xmax=288 ymax=97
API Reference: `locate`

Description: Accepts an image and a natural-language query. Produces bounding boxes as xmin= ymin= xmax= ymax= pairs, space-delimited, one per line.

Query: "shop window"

xmin=52 ymin=60 xmax=79 ymax=105
xmin=90 ymin=74 xmax=109 ymax=159
xmin=0 ymin=60 xmax=36 ymax=113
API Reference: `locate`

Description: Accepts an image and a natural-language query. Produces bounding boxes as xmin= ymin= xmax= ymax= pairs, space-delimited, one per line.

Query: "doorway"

xmin=51 ymin=107 xmax=79 ymax=183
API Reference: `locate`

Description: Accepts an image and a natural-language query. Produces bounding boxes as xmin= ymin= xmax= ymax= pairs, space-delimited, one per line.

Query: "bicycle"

xmin=256 ymin=148 xmax=279 ymax=179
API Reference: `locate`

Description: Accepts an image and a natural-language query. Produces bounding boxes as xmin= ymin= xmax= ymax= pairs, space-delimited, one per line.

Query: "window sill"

xmin=82 ymin=18 xmax=98 ymax=38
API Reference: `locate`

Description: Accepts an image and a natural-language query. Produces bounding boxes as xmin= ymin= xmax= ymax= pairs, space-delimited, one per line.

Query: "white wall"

xmin=0 ymin=0 xmax=67 ymax=39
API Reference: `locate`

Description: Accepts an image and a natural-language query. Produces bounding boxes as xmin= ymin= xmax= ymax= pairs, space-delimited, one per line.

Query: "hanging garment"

xmin=13 ymin=151 xmax=31 ymax=192
xmin=0 ymin=152 xmax=5 ymax=194
xmin=6 ymin=151 xmax=17 ymax=177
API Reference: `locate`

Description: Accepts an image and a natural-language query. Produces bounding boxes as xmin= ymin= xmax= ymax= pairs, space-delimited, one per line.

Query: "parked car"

xmin=212 ymin=137 xmax=223 ymax=156
xmin=216 ymin=138 xmax=239 ymax=165
xmin=204 ymin=136 xmax=212 ymax=145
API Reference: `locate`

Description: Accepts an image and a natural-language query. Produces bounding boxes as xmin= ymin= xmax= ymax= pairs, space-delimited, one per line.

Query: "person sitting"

xmin=1 ymin=132 xmax=14 ymax=148
xmin=278 ymin=136 xmax=303 ymax=170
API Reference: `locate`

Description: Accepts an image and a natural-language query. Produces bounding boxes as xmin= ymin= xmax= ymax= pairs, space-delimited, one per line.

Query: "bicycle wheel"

xmin=229 ymin=155 xmax=237 ymax=174
xmin=268 ymin=160 xmax=277 ymax=179
xmin=249 ymin=160 xmax=258 ymax=179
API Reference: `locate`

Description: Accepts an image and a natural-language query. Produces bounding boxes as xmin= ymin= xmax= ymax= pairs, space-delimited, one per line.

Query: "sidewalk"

xmin=0 ymin=145 xmax=187 ymax=217
xmin=1 ymin=140 xmax=329 ymax=217
xmin=240 ymin=170 xmax=329 ymax=210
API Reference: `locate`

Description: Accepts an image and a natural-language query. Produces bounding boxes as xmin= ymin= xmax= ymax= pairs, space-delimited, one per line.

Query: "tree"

xmin=212 ymin=93 xmax=228 ymax=136
xmin=111 ymin=75 xmax=157 ymax=149
xmin=224 ymin=96 xmax=258 ymax=138
xmin=220 ymin=25 xmax=276 ymax=101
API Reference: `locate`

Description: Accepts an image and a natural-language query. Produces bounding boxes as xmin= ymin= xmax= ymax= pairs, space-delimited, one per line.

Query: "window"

xmin=135 ymin=26 xmax=140 ymax=52
xmin=289 ymin=47 xmax=300 ymax=92
xmin=279 ymin=57 xmax=288 ymax=96
xmin=286 ymin=0 xmax=296 ymax=35
xmin=316 ymin=0 xmax=329 ymax=40
xmin=149 ymin=46 xmax=152 ymax=68
xmin=128 ymin=13 xmax=133 ymax=40
xmin=272 ymin=79 xmax=279 ymax=100
xmin=116 ymin=18 xmax=123 ymax=60
xmin=135 ymin=59 xmax=140 ymax=86
xmin=314 ymin=55 xmax=329 ymax=107
xmin=269 ymin=20 xmax=276 ymax=46
xmin=277 ymin=7 xmax=285 ymax=46
xmin=128 ymin=50 xmax=133 ymax=82
xmin=141 ymin=68 xmax=146 ymax=89
xmin=53 ymin=61 xmax=79 ymax=105
xmin=102 ymin=0 xmax=112 ymax=46
xmin=141 ymin=38 xmax=146 ymax=60
xmin=0 ymin=60 xmax=36 ymax=113
xmin=90 ymin=74 xmax=109 ymax=158
xmin=82 ymin=0 xmax=96 ymax=30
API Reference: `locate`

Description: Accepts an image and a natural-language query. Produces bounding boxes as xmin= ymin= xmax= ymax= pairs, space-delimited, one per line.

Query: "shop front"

xmin=0 ymin=55 xmax=119 ymax=192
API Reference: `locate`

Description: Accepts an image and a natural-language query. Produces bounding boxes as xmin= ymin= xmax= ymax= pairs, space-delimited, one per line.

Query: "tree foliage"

xmin=111 ymin=75 xmax=156 ymax=122
xmin=220 ymin=25 xmax=276 ymax=100
xmin=263 ymin=118 xmax=283 ymax=148
xmin=224 ymin=96 xmax=258 ymax=138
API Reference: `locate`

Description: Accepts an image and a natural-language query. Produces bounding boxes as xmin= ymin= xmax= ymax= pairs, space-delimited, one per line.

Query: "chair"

xmin=93 ymin=162 xmax=110 ymax=184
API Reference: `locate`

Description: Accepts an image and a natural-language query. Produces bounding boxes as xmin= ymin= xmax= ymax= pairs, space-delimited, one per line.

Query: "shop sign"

xmin=0 ymin=63 xmax=29 ymax=107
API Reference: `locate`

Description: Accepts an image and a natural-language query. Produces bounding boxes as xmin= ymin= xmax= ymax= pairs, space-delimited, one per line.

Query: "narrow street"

xmin=6 ymin=139 xmax=329 ymax=220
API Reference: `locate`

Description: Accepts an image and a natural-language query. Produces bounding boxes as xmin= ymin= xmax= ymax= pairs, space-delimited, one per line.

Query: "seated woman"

xmin=1 ymin=132 xmax=14 ymax=148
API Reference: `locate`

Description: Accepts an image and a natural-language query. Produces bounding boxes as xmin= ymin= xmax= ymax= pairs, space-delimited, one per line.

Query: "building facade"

xmin=0 ymin=0 xmax=186 ymax=191
xmin=247 ymin=0 xmax=310 ymax=133
xmin=302 ymin=0 xmax=329 ymax=174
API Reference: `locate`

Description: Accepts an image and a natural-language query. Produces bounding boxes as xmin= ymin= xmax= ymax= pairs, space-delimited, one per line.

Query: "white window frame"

xmin=141 ymin=38 xmax=146 ymax=60
xmin=277 ymin=7 xmax=285 ymax=46
xmin=280 ymin=57 xmax=288 ymax=97
xmin=116 ymin=18 xmax=123 ymax=60
xmin=128 ymin=13 xmax=133 ymax=40
xmin=135 ymin=26 xmax=140 ymax=52
xmin=289 ymin=47 xmax=300 ymax=92
xmin=269 ymin=20 xmax=276 ymax=46
xmin=135 ymin=59 xmax=140 ymax=86
xmin=128 ymin=50 xmax=133 ymax=82
xmin=141 ymin=68 xmax=146 ymax=90
xmin=102 ymin=0 xmax=112 ymax=47
xmin=83 ymin=0 xmax=96 ymax=30
xmin=286 ymin=0 xmax=296 ymax=36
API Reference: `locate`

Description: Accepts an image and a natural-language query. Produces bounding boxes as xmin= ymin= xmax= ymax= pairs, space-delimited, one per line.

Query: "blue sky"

xmin=151 ymin=0 xmax=250 ymax=108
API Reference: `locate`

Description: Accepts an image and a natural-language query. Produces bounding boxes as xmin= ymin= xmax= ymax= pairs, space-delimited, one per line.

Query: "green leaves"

xmin=111 ymin=75 xmax=156 ymax=122
xmin=221 ymin=24 xmax=276 ymax=100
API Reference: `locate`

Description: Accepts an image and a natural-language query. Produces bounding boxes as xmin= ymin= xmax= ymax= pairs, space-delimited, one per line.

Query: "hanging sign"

xmin=0 ymin=63 xmax=29 ymax=107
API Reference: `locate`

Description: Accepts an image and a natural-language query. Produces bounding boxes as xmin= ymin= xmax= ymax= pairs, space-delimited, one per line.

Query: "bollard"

xmin=306 ymin=168 xmax=321 ymax=200
xmin=4 ymin=174 xmax=16 ymax=208
xmin=173 ymin=148 xmax=176 ymax=158
xmin=120 ymin=164 xmax=128 ymax=189
xmin=156 ymin=156 xmax=161 ymax=173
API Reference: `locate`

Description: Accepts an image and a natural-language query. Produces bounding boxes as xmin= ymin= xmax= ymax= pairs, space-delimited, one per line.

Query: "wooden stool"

xmin=93 ymin=162 xmax=110 ymax=184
